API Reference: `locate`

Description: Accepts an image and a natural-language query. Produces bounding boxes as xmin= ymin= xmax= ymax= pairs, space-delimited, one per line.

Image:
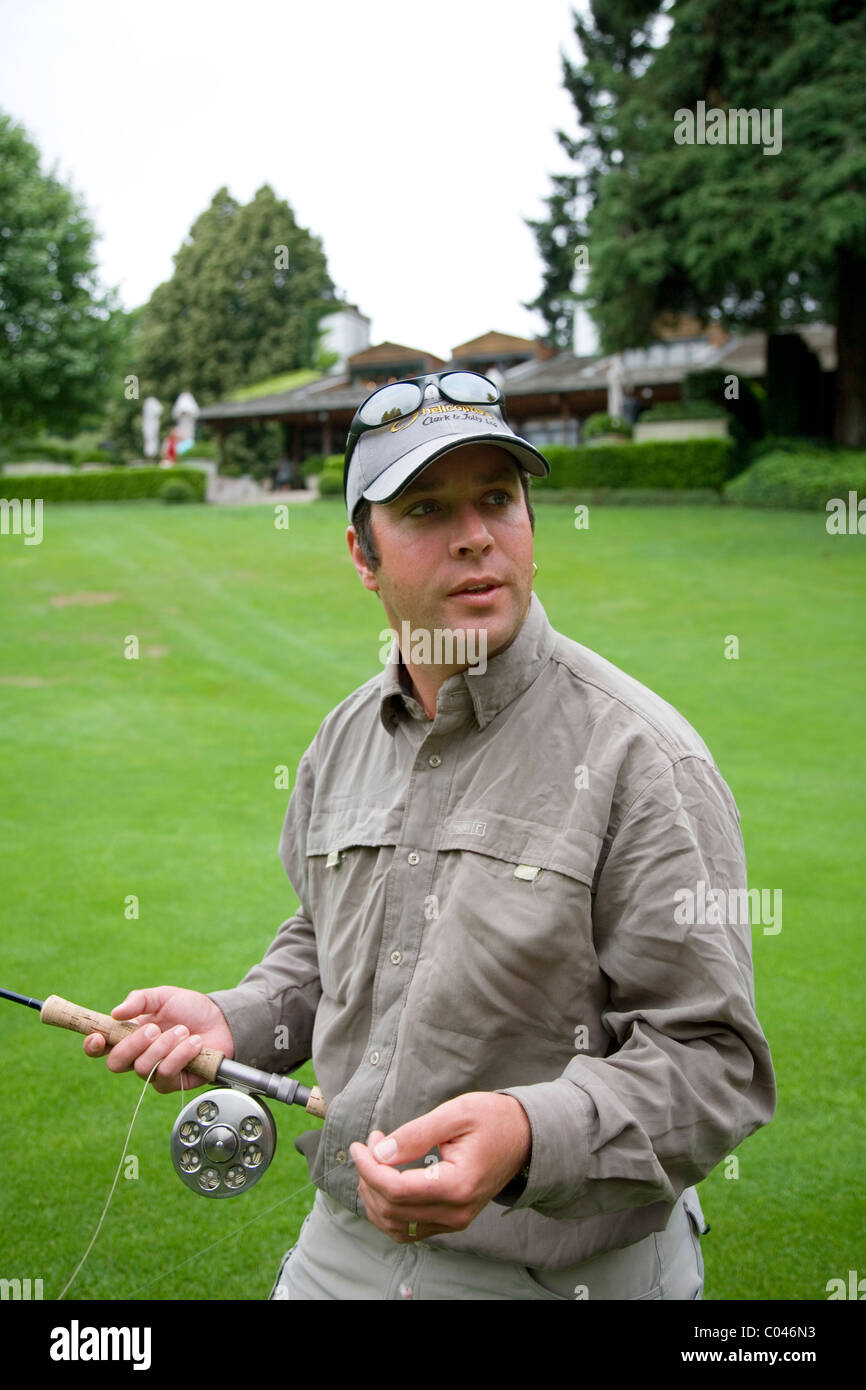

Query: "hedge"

xmin=533 ymin=487 xmax=723 ymax=507
xmin=638 ymin=401 xmax=727 ymax=422
xmin=724 ymin=448 xmax=866 ymax=510
xmin=317 ymin=457 xmax=345 ymax=497
xmin=537 ymin=437 xmax=735 ymax=491
xmin=0 ymin=467 xmax=207 ymax=504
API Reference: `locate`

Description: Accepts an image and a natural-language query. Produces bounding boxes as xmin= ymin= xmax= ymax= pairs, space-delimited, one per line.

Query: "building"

xmin=196 ymin=319 xmax=837 ymax=471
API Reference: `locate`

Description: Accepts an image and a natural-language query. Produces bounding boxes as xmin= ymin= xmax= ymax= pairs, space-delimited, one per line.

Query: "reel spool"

xmin=170 ymin=1088 xmax=277 ymax=1198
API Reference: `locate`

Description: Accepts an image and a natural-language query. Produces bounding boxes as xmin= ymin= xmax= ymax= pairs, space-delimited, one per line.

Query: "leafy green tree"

xmin=0 ymin=111 xmax=126 ymax=440
xmin=531 ymin=1 xmax=866 ymax=444
xmin=136 ymin=184 xmax=335 ymax=407
xmin=525 ymin=0 xmax=660 ymax=347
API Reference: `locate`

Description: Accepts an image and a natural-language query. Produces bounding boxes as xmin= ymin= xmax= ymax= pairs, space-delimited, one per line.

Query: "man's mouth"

xmin=448 ymin=582 xmax=503 ymax=605
xmin=448 ymin=579 xmax=503 ymax=596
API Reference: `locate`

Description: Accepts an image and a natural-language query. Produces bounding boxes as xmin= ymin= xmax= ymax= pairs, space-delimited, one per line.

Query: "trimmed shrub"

xmin=159 ymin=479 xmax=196 ymax=504
xmin=744 ymin=434 xmax=834 ymax=462
xmin=724 ymin=448 xmax=866 ymax=510
xmin=317 ymin=462 xmax=344 ymax=497
xmin=183 ymin=440 xmax=219 ymax=460
xmin=537 ymin=438 xmax=734 ymax=491
xmin=0 ymin=467 xmax=206 ymax=504
xmin=582 ymin=412 xmax=632 ymax=440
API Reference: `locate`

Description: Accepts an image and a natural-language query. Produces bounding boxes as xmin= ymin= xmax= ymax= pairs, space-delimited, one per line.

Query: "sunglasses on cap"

xmin=343 ymin=371 xmax=507 ymax=491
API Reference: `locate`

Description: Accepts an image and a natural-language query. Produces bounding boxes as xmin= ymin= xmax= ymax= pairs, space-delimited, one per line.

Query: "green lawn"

xmin=0 ymin=498 xmax=863 ymax=1301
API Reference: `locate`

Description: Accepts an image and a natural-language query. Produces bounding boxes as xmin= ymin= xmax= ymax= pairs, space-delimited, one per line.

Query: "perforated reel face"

xmin=170 ymin=1088 xmax=277 ymax=1197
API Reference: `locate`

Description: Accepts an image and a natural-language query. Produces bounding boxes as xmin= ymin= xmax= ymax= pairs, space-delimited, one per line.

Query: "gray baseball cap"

xmin=345 ymin=384 xmax=550 ymax=520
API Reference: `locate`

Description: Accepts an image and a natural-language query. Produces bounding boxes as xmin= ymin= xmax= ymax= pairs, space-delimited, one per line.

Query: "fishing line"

xmin=57 ymin=1059 xmax=162 ymax=1301
xmin=122 ymin=1156 xmax=357 ymax=1299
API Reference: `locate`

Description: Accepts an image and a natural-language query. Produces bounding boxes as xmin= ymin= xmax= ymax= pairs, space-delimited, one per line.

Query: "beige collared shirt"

xmin=210 ymin=593 xmax=775 ymax=1268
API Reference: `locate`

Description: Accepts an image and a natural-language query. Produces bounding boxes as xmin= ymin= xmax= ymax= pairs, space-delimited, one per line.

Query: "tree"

xmin=531 ymin=1 xmax=866 ymax=444
xmin=0 ymin=111 xmax=125 ymax=439
xmin=135 ymin=184 xmax=335 ymax=407
xmin=525 ymin=0 xmax=662 ymax=348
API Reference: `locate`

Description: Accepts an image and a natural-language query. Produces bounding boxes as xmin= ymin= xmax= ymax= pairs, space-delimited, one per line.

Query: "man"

xmin=85 ymin=372 xmax=776 ymax=1300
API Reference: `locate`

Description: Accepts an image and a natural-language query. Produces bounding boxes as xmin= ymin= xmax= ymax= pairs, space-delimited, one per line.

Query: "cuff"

xmin=206 ymin=984 xmax=282 ymax=1071
xmin=493 ymin=1078 xmax=594 ymax=1216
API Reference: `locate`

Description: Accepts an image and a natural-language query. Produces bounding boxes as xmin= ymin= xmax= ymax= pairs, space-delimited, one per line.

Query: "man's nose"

xmin=450 ymin=501 xmax=494 ymax=552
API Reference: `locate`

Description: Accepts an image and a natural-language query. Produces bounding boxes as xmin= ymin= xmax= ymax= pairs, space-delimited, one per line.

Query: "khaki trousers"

xmin=269 ymin=1186 xmax=707 ymax=1301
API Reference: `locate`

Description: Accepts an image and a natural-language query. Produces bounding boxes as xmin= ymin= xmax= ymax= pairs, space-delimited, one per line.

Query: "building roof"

xmin=451 ymin=330 xmax=539 ymax=359
xmin=197 ymin=324 xmax=836 ymax=424
xmin=348 ymin=340 xmax=447 ymax=368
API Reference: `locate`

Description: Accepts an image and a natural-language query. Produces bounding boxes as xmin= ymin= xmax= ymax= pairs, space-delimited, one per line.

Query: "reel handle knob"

xmin=40 ymin=994 xmax=225 ymax=1083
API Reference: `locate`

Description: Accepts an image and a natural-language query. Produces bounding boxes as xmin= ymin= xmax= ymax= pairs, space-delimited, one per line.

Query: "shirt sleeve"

xmin=496 ymin=754 xmax=777 ymax=1220
xmin=207 ymin=747 xmax=321 ymax=1074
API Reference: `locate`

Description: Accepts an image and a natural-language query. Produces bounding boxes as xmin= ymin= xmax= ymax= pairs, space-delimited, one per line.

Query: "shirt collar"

xmin=379 ymin=591 xmax=556 ymax=734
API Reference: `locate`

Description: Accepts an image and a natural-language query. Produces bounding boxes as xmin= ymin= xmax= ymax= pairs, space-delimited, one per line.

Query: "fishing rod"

xmin=1 ymin=987 xmax=326 ymax=1199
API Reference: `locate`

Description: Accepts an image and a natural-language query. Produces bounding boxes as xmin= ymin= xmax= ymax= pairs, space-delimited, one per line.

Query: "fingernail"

xmin=374 ymin=1138 xmax=397 ymax=1161
xmin=144 ymin=1024 xmax=160 ymax=1039
xmin=173 ymin=1025 xmax=189 ymax=1039
xmin=188 ymin=1035 xmax=201 ymax=1047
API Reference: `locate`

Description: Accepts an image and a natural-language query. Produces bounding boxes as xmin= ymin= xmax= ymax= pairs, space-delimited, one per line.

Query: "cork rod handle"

xmin=40 ymin=994 xmax=225 ymax=1084
xmin=305 ymin=1086 xmax=327 ymax=1119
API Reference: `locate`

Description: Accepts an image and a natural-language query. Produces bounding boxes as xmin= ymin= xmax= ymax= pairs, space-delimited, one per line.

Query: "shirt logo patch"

xmin=451 ymin=820 xmax=487 ymax=836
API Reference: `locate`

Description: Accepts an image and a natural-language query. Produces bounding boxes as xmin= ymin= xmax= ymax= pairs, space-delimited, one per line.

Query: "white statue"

xmin=142 ymin=397 xmax=162 ymax=459
xmin=172 ymin=392 xmax=199 ymax=445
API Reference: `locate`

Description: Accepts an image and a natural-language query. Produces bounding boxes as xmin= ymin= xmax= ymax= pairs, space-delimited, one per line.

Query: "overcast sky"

xmin=0 ymin=0 xmax=599 ymax=361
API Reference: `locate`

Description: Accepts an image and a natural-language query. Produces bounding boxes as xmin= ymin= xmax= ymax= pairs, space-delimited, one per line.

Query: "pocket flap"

xmin=306 ymin=805 xmax=403 ymax=857
xmin=436 ymin=807 xmax=599 ymax=886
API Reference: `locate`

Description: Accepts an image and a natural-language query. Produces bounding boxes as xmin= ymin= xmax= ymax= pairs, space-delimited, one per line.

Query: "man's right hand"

xmin=82 ymin=987 xmax=235 ymax=1094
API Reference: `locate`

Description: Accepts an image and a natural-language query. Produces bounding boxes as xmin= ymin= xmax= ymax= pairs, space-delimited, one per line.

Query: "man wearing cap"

xmin=85 ymin=373 xmax=775 ymax=1300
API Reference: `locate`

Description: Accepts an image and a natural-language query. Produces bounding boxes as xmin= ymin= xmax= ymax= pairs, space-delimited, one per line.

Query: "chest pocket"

xmin=305 ymin=805 xmax=402 ymax=1002
xmin=415 ymin=812 xmax=607 ymax=1048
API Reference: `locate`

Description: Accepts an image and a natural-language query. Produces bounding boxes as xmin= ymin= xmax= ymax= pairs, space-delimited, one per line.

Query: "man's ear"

xmin=346 ymin=525 xmax=379 ymax=593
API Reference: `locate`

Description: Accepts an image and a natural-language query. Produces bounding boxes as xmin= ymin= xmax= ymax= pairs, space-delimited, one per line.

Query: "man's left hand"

xmin=349 ymin=1092 xmax=532 ymax=1244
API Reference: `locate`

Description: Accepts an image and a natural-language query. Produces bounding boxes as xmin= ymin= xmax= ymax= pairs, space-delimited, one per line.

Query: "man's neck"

xmin=400 ymin=659 xmax=463 ymax=720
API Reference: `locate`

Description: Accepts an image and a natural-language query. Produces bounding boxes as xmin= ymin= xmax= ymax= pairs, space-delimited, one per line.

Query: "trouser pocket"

xmin=268 ymin=1212 xmax=313 ymax=1301
xmin=678 ymin=1187 xmax=708 ymax=1301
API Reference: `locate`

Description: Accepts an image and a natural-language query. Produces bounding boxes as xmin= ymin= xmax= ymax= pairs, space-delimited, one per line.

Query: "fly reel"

xmin=170 ymin=1087 xmax=277 ymax=1198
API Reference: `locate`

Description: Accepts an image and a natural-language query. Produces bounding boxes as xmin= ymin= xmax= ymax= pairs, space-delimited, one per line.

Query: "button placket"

xmin=328 ymin=723 xmax=460 ymax=1193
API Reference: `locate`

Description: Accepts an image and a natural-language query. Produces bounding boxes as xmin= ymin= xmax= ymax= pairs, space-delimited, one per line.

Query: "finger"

xmin=110 ymin=988 xmax=171 ymax=1022
xmin=83 ymin=1031 xmax=106 ymax=1057
xmin=128 ymin=1024 xmax=193 ymax=1081
xmin=357 ymin=1180 xmax=454 ymax=1243
xmin=359 ymin=1176 xmax=470 ymax=1224
xmin=104 ymin=1021 xmax=163 ymax=1074
xmin=350 ymin=1142 xmax=457 ymax=1205
xmin=362 ymin=1097 xmax=472 ymax=1170
xmin=154 ymin=1032 xmax=203 ymax=1084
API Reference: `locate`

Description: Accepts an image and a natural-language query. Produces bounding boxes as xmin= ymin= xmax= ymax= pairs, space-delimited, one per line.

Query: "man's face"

xmin=347 ymin=443 xmax=535 ymax=662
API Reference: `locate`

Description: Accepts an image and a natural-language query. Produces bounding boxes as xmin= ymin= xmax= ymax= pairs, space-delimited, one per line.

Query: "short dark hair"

xmin=351 ymin=464 xmax=536 ymax=573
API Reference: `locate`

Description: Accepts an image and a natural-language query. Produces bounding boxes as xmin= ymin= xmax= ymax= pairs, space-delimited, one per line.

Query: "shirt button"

xmin=428 ymin=754 xmax=442 ymax=767
xmin=369 ymin=1050 xmax=380 ymax=1065
xmin=390 ymin=950 xmax=403 ymax=965
xmin=408 ymin=850 xmax=420 ymax=865
xmin=336 ymin=1149 xmax=348 ymax=1163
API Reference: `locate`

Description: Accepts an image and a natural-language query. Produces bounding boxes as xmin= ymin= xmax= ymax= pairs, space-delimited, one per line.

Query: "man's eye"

xmin=408 ymin=492 xmax=512 ymax=517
